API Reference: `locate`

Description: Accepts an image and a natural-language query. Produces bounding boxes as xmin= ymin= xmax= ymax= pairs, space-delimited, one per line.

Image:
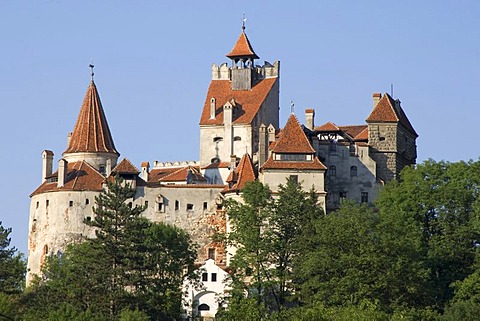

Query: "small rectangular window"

xmin=202 ymin=273 xmax=208 ymax=282
xmin=211 ymin=273 xmax=217 ymax=282
xmin=289 ymin=175 xmax=298 ymax=184
xmin=36 ymin=201 xmax=39 ymax=209
xmin=46 ymin=200 xmax=49 ymax=207
xmin=187 ymin=203 xmax=194 ymax=211
xmin=86 ymin=199 xmax=90 ymax=205
xmin=144 ymin=201 xmax=148 ymax=208
xmin=208 ymin=248 xmax=215 ymax=260
xmin=158 ymin=203 xmax=164 ymax=212
xmin=361 ymin=192 xmax=368 ymax=203
xmin=69 ymin=201 xmax=73 ymax=207
xmin=175 ymin=200 xmax=179 ymax=211
xmin=203 ymin=202 xmax=208 ymax=210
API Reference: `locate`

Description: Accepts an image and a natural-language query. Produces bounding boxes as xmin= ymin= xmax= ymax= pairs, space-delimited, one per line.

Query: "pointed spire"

xmin=272 ymin=114 xmax=315 ymax=154
xmin=226 ymin=23 xmax=259 ymax=60
xmin=64 ymin=77 xmax=118 ymax=156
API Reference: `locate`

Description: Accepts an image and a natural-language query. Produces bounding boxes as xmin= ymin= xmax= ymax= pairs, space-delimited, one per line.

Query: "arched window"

xmin=350 ymin=166 xmax=357 ymax=177
xmin=198 ymin=303 xmax=210 ymax=311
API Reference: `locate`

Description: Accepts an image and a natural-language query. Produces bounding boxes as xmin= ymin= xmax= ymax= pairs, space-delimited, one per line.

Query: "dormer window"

xmin=276 ymin=153 xmax=308 ymax=161
xmin=99 ymin=165 xmax=106 ymax=174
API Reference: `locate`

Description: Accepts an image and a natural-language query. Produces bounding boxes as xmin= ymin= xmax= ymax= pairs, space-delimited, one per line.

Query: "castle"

xmin=27 ymin=25 xmax=417 ymax=287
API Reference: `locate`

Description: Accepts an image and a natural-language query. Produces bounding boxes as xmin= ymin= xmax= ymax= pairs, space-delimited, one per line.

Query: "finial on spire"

xmin=291 ymin=100 xmax=295 ymax=114
xmin=242 ymin=12 xmax=247 ymax=30
xmin=89 ymin=59 xmax=95 ymax=81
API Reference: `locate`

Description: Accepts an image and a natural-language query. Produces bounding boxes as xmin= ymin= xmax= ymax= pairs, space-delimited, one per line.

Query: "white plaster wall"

xmin=62 ymin=152 xmax=118 ymax=172
xmin=27 ymin=190 xmax=99 ymax=284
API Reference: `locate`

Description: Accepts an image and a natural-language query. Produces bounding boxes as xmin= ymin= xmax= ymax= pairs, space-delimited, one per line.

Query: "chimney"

xmin=230 ymin=155 xmax=237 ymax=171
xmin=267 ymin=124 xmax=276 ymax=143
xmin=258 ymin=124 xmax=268 ymax=167
xmin=141 ymin=161 xmax=150 ymax=181
xmin=305 ymin=108 xmax=315 ymax=130
xmin=42 ymin=150 xmax=54 ymax=183
xmin=373 ymin=93 xmax=382 ymax=108
xmin=210 ymin=97 xmax=216 ymax=119
xmin=106 ymin=158 xmax=112 ymax=177
xmin=57 ymin=158 xmax=68 ymax=188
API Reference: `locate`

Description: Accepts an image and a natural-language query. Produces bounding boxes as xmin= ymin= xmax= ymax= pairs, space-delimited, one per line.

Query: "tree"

xmin=22 ymin=175 xmax=196 ymax=320
xmin=222 ymin=178 xmax=324 ymax=315
xmin=375 ymin=160 xmax=480 ymax=311
xmin=0 ymin=222 xmax=25 ymax=295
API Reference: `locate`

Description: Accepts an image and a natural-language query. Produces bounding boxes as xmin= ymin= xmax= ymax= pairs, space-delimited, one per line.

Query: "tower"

xmin=27 ymin=75 xmax=119 ymax=284
xmin=366 ymin=93 xmax=418 ymax=181
xmin=199 ymin=25 xmax=280 ymax=181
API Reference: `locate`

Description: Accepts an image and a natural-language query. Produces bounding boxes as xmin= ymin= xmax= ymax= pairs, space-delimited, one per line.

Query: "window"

xmin=46 ymin=200 xmax=49 ymax=207
xmin=329 ymin=165 xmax=336 ymax=177
xmin=198 ymin=304 xmax=210 ymax=311
xmin=36 ymin=201 xmax=39 ymax=209
xmin=289 ymin=175 xmax=298 ymax=184
xmin=208 ymin=248 xmax=215 ymax=260
xmin=234 ymin=136 xmax=242 ymax=141
xmin=340 ymin=192 xmax=347 ymax=199
xmin=186 ymin=203 xmax=194 ymax=211
xmin=44 ymin=244 xmax=49 ymax=255
xmin=99 ymin=165 xmax=106 ymax=174
xmin=86 ymin=199 xmax=90 ymax=205
xmin=211 ymin=273 xmax=217 ymax=282
xmin=175 ymin=200 xmax=179 ymax=210
xmin=203 ymin=202 xmax=208 ymax=210
xmin=278 ymin=153 xmax=307 ymax=161
xmin=128 ymin=202 xmax=132 ymax=208
xmin=350 ymin=166 xmax=357 ymax=177
xmin=213 ymin=137 xmax=223 ymax=143
xmin=86 ymin=216 xmax=91 ymax=222
xmin=361 ymin=192 xmax=369 ymax=203
xmin=202 ymin=273 xmax=208 ymax=282
xmin=157 ymin=203 xmax=164 ymax=212
xmin=144 ymin=201 xmax=148 ymax=208
xmin=69 ymin=201 xmax=73 ymax=207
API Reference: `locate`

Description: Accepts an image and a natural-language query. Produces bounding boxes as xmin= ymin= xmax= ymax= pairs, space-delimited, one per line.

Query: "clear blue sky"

xmin=1 ymin=1 xmax=479 ymax=254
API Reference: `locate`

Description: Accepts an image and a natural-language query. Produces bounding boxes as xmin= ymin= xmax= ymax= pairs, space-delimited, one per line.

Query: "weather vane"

xmin=242 ymin=13 xmax=247 ymax=30
xmin=89 ymin=59 xmax=95 ymax=81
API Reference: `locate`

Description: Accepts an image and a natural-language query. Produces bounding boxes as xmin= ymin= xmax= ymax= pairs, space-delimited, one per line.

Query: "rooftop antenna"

xmin=290 ymin=100 xmax=295 ymax=114
xmin=89 ymin=59 xmax=95 ymax=81
xmin=242 ymin=12 xmax=247 ymax=30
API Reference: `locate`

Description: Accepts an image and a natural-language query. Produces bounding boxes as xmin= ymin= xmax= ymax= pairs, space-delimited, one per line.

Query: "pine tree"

xmin=0 ymin=222 xmax=25 ymax=295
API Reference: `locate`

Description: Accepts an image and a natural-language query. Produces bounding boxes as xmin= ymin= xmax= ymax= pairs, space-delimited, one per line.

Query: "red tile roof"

xmin=366 ymin=93 xmax=417 ymax=136
xmin=354 ymin=127 xmax=369 ymax=141
xmin=272 ymin=114 xmax=315 ymax=154
xmin=199 ymin=78 xmax=277 ymax=126
xmin=315 ymin=121 xmax=340 ymax=132
xmin=64 ymin=81 xmax=119 ymax=155
xmin=150 ymin=166 xmax=207 ymax=183
xmin=338 ymin=125 xmax=367 ymax=138
xmin=201 ymin=161 xmax=230 ymax=170
xmin=223 ymin=153 xmax=256 ymax=193
xmin=226 ymin=31 xmax=259 ymax=59
xmin=261 ymin=155 xmax=327 ymax=170
xmin=112 ymin=158 xmax=139 ymax=174
xmin=31 ymin=161 xmax=105 ymax=196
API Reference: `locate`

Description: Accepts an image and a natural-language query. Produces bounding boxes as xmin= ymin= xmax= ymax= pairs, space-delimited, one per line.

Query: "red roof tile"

xmin=223 ymin=153 xmax=256 ymax=193
xmin=272 ymin=114 xmax=315 ymax=154
xmin=199 ymin=78 xmax=277 ymax=126
xmin=112 ymin=158 xmax=140 ymax=174
xmin=201 ymin=161 xmax=230 ymax=170
xmin=64 ymin=81 xmax=119 ymax=155
xmin=354 ymin=127 xmax=369 ymax=141
xmin=226 ymin=31 xmax=259 ymax=59
xmin=338 ymin=125 xmax=367 ymax=138
xmin=315 ymin=121 xmax=340 ymax=132
xmin=366 ymin=93 xmax=417 ymax=136
xmin=156 ymin=166 xmax=207 ymax=183
xmin=31 ymin=161 xmax=105 ymax=196
xmin=261 ymin=155 xmax=327 ymax=170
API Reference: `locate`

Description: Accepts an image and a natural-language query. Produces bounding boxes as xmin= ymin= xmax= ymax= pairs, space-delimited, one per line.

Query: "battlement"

xmin=152 ymin=160 xmax=199 ymax=169
xmin=211 ymin=61 xmax=280 ymax=81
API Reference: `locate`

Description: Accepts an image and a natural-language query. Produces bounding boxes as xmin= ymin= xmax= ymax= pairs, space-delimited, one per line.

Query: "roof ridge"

xmin=272 ymin=114 xmax=315 ymax=154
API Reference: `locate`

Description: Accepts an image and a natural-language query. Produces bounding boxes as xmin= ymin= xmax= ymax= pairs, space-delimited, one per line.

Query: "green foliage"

xmin=21 ymin=175 xmax=196 ymax=321
xmin=0 ymin=222 xmax=25 ymax=295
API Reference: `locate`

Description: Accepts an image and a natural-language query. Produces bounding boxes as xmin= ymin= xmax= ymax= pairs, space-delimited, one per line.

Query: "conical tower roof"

xmin=272 ymin=114 xmax=315 ymax=154
xmin=64 ymin=81 xmax=119 ymax=155
xmin=226 ymin=29 xmax=259 ymax=60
